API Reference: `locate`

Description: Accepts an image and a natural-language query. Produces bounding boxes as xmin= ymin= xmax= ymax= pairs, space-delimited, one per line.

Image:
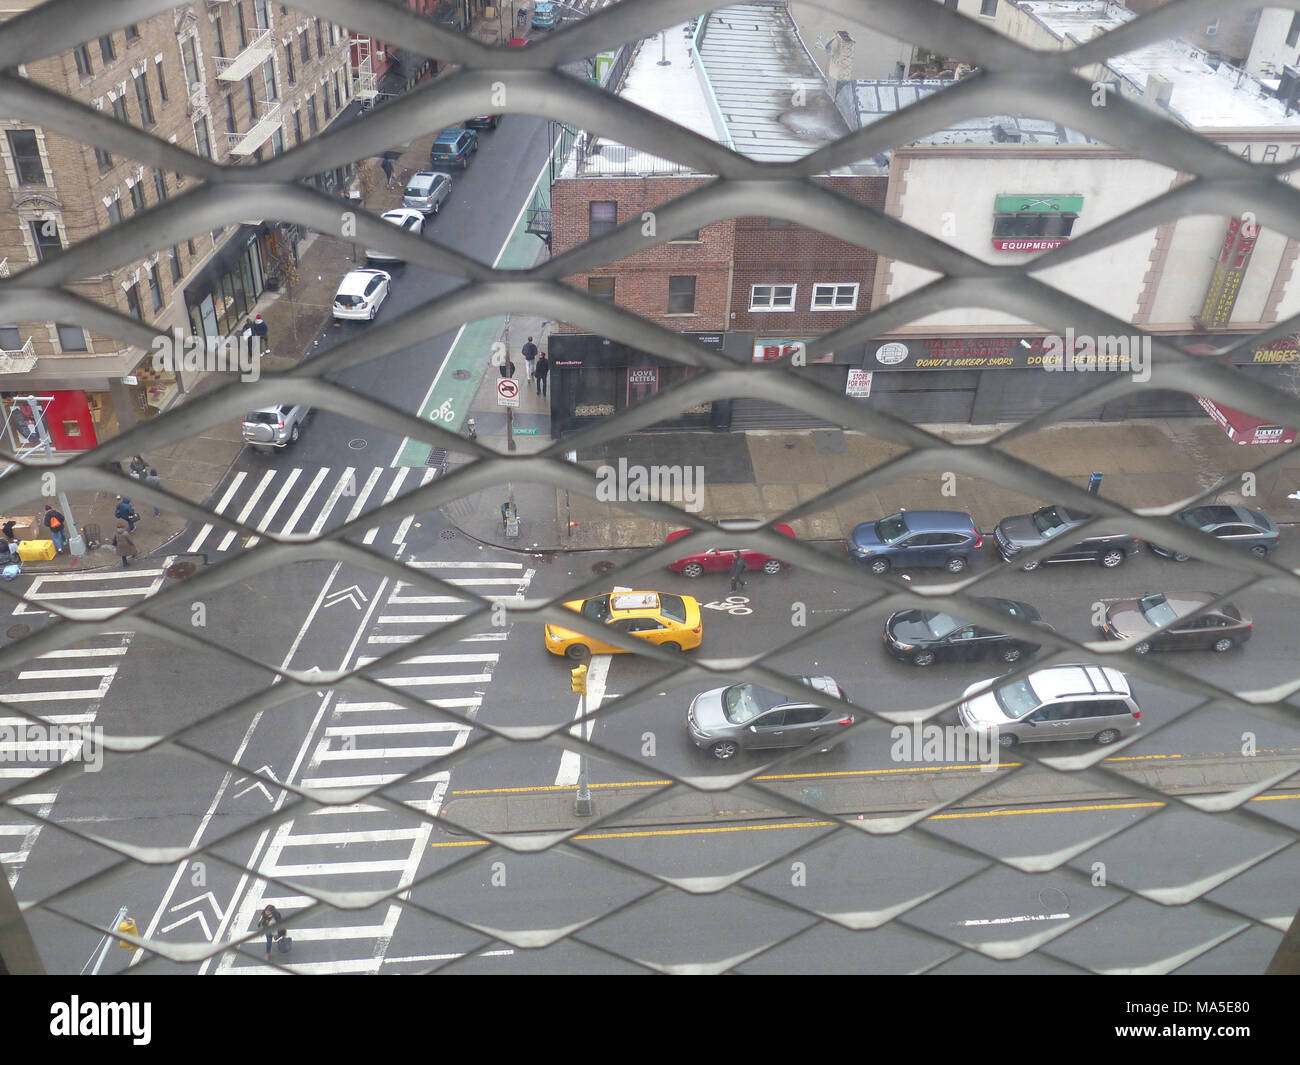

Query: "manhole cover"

xmin=166 ymin=561 xmax=199 ymax=579
xmin=452 ymin=369 xmax=472 ymax=380
xmin=535 ymin=554 xmax=553 ymax=564
xmin=440 ymin=529 xmax=459 ymax=540
xmin=348 ymin=438 xmax=368 ymax=450
xmin=592 ymin=560 xmax=615 ymax=574
xmin=6 ymin=624 xmax=30 ymax=639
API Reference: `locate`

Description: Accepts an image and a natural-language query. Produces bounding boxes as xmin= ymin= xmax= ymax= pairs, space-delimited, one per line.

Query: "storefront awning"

xmin=1196 ymin=395 xmax=1297 ymax=445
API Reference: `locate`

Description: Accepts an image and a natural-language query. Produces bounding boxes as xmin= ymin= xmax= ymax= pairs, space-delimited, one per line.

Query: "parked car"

xmin=958 ymin=664 xmax=1142 ymax=748
xmin=666 ymin=523 xmax=795 ymax=577
xmin=532 ymin=1 xmax=558 ymax=29
xmin=366 ymin=208 xmax=424 ymax=263
xmin=465 ymin=114 xmax=501 ymax=130
xmin=847 ymin=510 xmax=983 ymax=575
xmin=402 ymin=171 xmax=452 ymax=216
xmin=994 ymin=504 xmax=1140 ymax=570
xmin=544 ymin=590 xmax=702 ymax=659
xmin=687 ymin=676 xmax=852 ymax=760
xmin=242 ymin=404 xmax=310 ymax=449
xmin=1147 ymin=504 xmax=1280 ymax=561
xmin=331 ymin=268 xmax=391 ymax=321
xmin=430 ymin=127 xmax=478 ymax=169
xmin=884 ymin=597 xmax=1053 ymax=667
xmin=1099 ymin=592 xmax=1252 ymax=654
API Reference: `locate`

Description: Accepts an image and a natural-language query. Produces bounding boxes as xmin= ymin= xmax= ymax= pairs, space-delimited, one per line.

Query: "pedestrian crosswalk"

xmin=217 ymin=558 xmax=535 ymax=973
xmin=10 ymin=561 xmax=175 ymax=620
xmin=186 ymin=465 xmax=440 ymax=557
xmin=0 ymin=632 xmax=133 ymax=888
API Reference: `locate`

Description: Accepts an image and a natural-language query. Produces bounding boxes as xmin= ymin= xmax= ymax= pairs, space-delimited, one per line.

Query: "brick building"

xmin=0 ymin=1 xmax=355 ymax=451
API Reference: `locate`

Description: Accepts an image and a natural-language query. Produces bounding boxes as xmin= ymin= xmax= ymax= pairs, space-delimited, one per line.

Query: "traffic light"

xmin=570 ymin=664 xmax=588 ymax=695
xmin=117 ymin=916 xmax=139 ymax=951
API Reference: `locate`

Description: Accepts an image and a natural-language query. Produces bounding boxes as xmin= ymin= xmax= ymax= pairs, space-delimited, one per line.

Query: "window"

xmin=271 ymin=127 xmax=284 ymax=155
xmin=181 ymin=38 xmax=200 ymax=88
xmin=588 ymin=200 xmax=617 ymax=238
xmin=111 ymin=94 xmax=128 ymax=125
xmin=6 ymin=130 xmax=45 ymax=185
xmin=187 ymin=238 xmax=196 ymax=258
xmin=129 ymin=181 xmax=146 ymax=214
xmin=750 ymin=284 xmax=796 ymax=311
xmin=588 ymin=277 xmax=615 ymax=303
xmin=106 ymin=195 xmax=123 ymax=225
xmin=263 ymin=59 xmax=278 ymax=102
xmin=99 ymin=34 xmax=116 ymax=63
xmin=169 ymin=246 xmax=183 ymax=284
xmin=668 ymin=228 xmax=701 ymax=242
xmin=194 ymin=116 xmax=213 ymax=160
xmin=293 ymin=109 xmax=303 ymax=144
xmin=153 ymin=169 xmax=168 ymax=202
xmin=322 ymin=84 xmax=332 ymax=119
xmin=95 ymin=146 xmax=113 ymax=173
xmin=148 ymin=264 xmax=164 ymax=311
xmin=1289 ymin=13 xmax=1300 ymax=49
xmin=992 ymin=209 xmax=1078 ymax=238
xmin=125 ymin=24 xmax=140 ymax=41
xmin=214 ymin=15 xmax=228 ymax=60
xmin=333 ymin=70 xmax=343 ymax=109
xmin=74 ymin=44 xmax=93 ymax=78
xmin=56 ymin=324 xmax=87 ymax=351
xmin=315 ymin=19 xmax=324 ymax=59
xmin=299 ymin=29 xmax=310 ymax=64
xmin=246 ymin=76 xmax=258 ymax=120
xmin=235 ymin=2 xmax=248 ymax=48
xmin=155 ymin=58 xmax=169 ymax=101
xmin=125 ymin=283 xmax=143 ymax=320
xmin=667 ymin=275 xmax=696 ymax=314
xmin=285 ymin=42 xmax=296 ymax=85
xmin=811 ymin=283 xmax=859 ymax=311
xmin=306 ymin=96 xmax=318 ymax=134
xmin=944 ymin=0 xmax=959 ymax=8
xmin=29 ymin=218 xmax=63 ymax=261
xmin=225 ymin=93 xmax=237 ymax=133
xmin=980 ymin=0 xmax=998 ymax=15
xmin=134 ymin=72 xmax=155 ymax=126
xmin=0 ymin=325 xmax=22 ymax=351
xmin=254 ymin=0 xmax=270 ymax=29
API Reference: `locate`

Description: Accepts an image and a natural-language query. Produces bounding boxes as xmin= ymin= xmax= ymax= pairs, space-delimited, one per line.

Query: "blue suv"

xmin=430 ymin=127 xmax=478 ymax=169
xmin=847 ymin=510 xmax=984 ymax=575
xmin=532 ymin=2 xmax=558 ymax=29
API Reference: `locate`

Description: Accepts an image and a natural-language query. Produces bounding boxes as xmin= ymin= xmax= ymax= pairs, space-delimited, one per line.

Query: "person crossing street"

xmin=729 ymin=551 xmax=747 ymax=592
xmin=521 ymin=336 xmax=538 ymax=381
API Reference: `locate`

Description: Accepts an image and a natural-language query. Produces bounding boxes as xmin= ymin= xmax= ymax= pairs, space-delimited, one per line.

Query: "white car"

xmin=332 ymin=268 xmax=391 ymax=321
xmin=366 ymin=208 xmax=424 ymax=263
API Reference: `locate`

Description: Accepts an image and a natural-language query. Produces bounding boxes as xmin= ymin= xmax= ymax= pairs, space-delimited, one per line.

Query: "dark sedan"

xmin=1148 ymin=505 xmax=1279 ymax=561
xmin=1099 ymin=592 xmax=1253 ymax=654
xmin=884 ymin=597 xmax=1053 ymax=666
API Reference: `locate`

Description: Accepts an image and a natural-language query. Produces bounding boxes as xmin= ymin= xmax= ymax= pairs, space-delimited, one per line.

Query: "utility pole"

xmin=22 ymin=395 xmax=86 ymax=557
xmin=571 ymin=660 xmax=593 ymax=816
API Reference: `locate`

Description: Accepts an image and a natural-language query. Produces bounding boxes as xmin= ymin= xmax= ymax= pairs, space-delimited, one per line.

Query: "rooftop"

xmin=1021 ymin=0 xmax=1300 ymax=129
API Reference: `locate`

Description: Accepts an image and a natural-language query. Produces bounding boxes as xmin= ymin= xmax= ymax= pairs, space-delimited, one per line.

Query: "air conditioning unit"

xmin=1204 ymin=20 xmax=1218 ymax=38
xmin=1145 ymin=73 xmax=1173 ymax=109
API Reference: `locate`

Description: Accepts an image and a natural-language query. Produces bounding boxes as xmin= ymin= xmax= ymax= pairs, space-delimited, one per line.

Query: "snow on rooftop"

xmin=1021 ymin=0 xmax=1300 ymax=130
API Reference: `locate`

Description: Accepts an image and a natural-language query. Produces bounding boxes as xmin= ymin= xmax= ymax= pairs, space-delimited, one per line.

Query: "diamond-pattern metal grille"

xmin=0 ymin=0 xmax=1298 ymax=975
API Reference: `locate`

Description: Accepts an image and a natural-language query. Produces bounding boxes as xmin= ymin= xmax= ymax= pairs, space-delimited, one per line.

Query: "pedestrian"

xmin=381 ymin=156 xmax=395 ymax=188
xmin=143 ymin=468 xmax=163 ymax=516
xmin=252 ymin=313 xmax=270 ymax=355
xmin=112 ymin=521 xmax=137 ymax=568
xmin=43 ymin=504 xmax=67 ymax=553
xmin=534 ymin=352 xmax=549 ymax=396
xmin=1 ymin=529 xmax=17 ymax=566
xmin=2 ymin=520 xmax=16 ymax=544
xmin=728 ymin=550 xmax=747 ymax=592
xmin=258 ymin=904 xmax=288 ymax=961
xmin=498 ymin=357 xmax=516 ymax=379
xmin=128 ymin=454 xmax=148 ymax=479
xmin=114 ymin=496 xmax=139 ymax=533
xmin=521 ymin=335 xmax=538 ymax=381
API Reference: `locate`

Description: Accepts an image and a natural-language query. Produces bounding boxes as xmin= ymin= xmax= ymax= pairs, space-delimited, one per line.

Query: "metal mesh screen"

xmin=1 ymin=0 xmax=1299 ymax=975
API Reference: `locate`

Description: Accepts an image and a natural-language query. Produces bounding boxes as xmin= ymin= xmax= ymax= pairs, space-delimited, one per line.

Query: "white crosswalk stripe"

xmin=11 ymin=561 xmax=175 ymax=619
xmin=218 ymin=558 xmax=536 ymax=973
xmin=190 ymin=465 xmax=439 ymax=556
xmin=0 ymin=632 xmax=133 ymax=887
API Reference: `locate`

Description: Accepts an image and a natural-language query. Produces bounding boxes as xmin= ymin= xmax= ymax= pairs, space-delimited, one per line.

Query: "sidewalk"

xmin=443 ymin=417 xmax=1300 ymax=551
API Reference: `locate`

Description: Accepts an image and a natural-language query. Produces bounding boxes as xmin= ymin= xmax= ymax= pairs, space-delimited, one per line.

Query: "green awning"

xmin=994 ymin=194 xmax=1084 ymax=214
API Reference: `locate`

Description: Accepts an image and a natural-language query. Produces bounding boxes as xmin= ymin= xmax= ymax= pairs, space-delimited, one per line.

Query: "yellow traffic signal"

xmin=570 ymin=664 xmax=588 ymax=695
xmin=117 ymin=916 xmax=139 ymax=951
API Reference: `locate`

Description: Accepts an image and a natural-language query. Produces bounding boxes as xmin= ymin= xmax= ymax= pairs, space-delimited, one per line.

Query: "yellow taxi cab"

xmin=545 ymin=591 xmax=703 ymax=659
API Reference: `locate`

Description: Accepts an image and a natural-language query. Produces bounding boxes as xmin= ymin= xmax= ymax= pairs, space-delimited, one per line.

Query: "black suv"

xmin=994 ymin=505 xmax=1140 ymax=570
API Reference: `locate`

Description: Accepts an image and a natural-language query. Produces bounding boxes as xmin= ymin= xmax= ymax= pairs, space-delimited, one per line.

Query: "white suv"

xmin=242 ymin=404 xmax=310 ymax=449
xmin=958 ymin=664 xmax=1141 ymax=748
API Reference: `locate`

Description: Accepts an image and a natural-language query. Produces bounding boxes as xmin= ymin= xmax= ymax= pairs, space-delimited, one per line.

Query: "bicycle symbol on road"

xmin=430 ymin=399 xmax=455 ymax=423
xmin=703 ymin=596 xmax=752 ymax=616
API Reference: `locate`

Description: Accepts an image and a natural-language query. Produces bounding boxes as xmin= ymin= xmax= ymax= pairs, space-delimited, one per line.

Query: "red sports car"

xmin=666 ymin=523 xmax=795 ymax=578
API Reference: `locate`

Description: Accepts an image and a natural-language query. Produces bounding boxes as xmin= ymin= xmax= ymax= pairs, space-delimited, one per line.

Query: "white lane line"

xmin=363 ymin=466 xmax=410 ymax=544
xmin=315 ymin=744 xmax=464 ymax=761
xmin=342 ymin=466 xmax=385 ymax=525
xmin=0 ymin=714 xmax=96 ymax=725
xmin=354 ymin=654 xmax=498 ymax=666
xmin=333 ymin=698 xmax=482 ymax=711
xmin=325 ymin=723 xmax=468 ymax=736
xmin=279 ymin=467 xmax=331 ymax=535
xmin=36 ymin=647 xmax=126 ymax=659
xmin=307 ymin=467 xmax=359 ymax=537
xmin=188 ymin=471 xmax=247 ymax=553
xmin=245 ymin=466 xmax=304 ymax=548
xmin=18 ymin=569 xmax=167 ymax=584
xmin=19 ymin=588 xmax=161 ymax=602
xmin=375 ymin=614 xmax=464 ymax=624
xmin=960 ymin=913 xmax=1071 ymax=927
xmin=555 ymin=654 xmax=613 ymax=786
xmin=262 ymin=859 xmax=414 ymax=877
xmin=273 ymin=828 xmax=425 ymax=846
xmin=391 ymin=468 xmax=438 ymax=547
xmin=1 ymin=680 xmax=114 ymax=702
xmin=358 ymin=673 xmax=492 ymax=687
xmin=406 ymin=561 xmax=523 ymax=569
xmin=15 ymin=667 xmax=116 ymax=680
xmin=300 ymin=772 xmax=446 ymax=789
xmin=366 ymin=632 xmax=507 ymax=645
xmin=383 ymin=949 xmax=515 ymax=964
xmin=217 ymin=469 xmax=278 ymax=552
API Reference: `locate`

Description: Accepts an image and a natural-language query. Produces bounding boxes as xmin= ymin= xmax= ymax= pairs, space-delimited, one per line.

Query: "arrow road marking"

xmin=234 ymin=765 xmax=280 ymax=802
xmin=160 ymin=909 xmax=213 ymax=938
xmin=324 ymin=585 xmax=369 ymax=610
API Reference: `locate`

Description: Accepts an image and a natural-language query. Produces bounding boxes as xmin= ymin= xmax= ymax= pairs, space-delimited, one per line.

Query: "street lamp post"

xmin=22 ymin=395 xmax=86 ymax=557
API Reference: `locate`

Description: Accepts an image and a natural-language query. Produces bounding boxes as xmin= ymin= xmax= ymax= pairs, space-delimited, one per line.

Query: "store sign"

xmin=753 ymin=340 xmax=835 ymax=364
xmin=628 ymin=368 xmax=658 ymax=385
xmin=991 ymin=194 xmax=1082 ymax=251
xmin=1196 ymin=395 xmax=1297 ymax=445
xmin=863 ymin=336 xmax=1143 ymax=371
xmin=1199 ymin=216 xmax=1260 ymax=328
xmin=846 ymin=370 xmax=873 ymax=397
xmin=574 ymin=404 xmax=614 ymax=417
